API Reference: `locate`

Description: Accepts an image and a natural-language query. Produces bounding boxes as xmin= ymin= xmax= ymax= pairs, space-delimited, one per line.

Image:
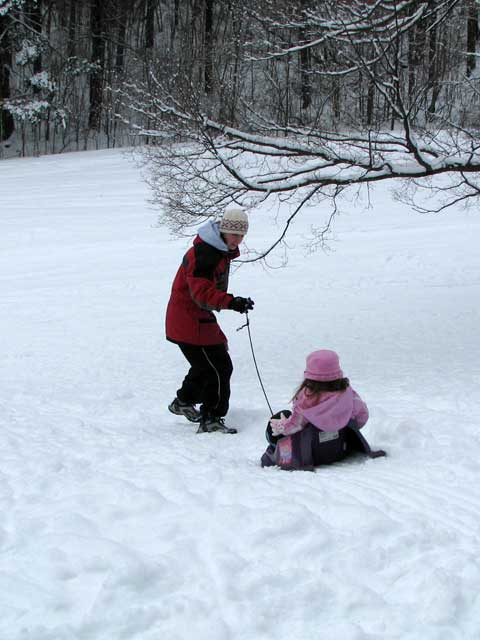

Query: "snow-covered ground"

xmin=1 ymin=149 xmax=480 ymax=640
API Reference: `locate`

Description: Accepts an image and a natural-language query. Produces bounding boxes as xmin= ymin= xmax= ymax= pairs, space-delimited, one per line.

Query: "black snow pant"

xmin=176 ymin=342 xmax=233 ymax=418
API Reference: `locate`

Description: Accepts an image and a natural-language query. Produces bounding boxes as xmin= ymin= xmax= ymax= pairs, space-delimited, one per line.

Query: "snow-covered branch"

xmin=124 ymin=0 xmax=480 ymax=259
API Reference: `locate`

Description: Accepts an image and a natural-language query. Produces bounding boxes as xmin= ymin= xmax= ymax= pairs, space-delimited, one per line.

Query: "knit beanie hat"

xmin=304 ymin=350 xmax=344 ymax=382
xmin=219 ymin=208 xmax=249 ymax=236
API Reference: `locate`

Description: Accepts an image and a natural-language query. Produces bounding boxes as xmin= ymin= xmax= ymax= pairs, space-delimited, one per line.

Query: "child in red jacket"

xmin=166 ymin=208 xmax=254 ymax=434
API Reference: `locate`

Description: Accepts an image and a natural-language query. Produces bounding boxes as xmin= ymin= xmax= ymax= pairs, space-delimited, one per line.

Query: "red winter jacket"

xmin=165 ymin=222 xmax=239 ymax=345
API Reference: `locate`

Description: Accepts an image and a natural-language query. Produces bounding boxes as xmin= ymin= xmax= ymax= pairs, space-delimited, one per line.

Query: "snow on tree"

xmin=128 ymin=0 xmax=480 ymax=257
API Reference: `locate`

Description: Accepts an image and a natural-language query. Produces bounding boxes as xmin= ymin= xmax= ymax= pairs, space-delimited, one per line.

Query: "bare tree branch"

xmin=124 ymin=0 xmax=480 ymax=260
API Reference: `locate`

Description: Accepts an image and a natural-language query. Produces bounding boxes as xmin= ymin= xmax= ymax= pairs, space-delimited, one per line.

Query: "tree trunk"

xmin=427 ymin=8 xmax=439 ymax=116
xmin=466 ymin=0 xmax=478 ymax=77
xmin=169 ymin=0 xmax=180 ymax=50
xmin=408 ymin=24 xmax=419 ymax=100
xmin=204 ymin=0 xmax=214 ymax=94
xmin=366 ymin=74 xmax=375 ymax=125
xmin=0 ymin=14 xmax=15 ymax=142
xmin=299 ymin=40 xmax=312 ymax=111
xmin=28 ymin=0 xmax=43 ymax=94
xmin=298 ymin=0 xmax=312 ymax=112
xmin=145 ymin=0 xmax=155 ymax=49
xmin=67 ymin=0 xmax=77 ymax=58
xmin=116 ymin=2 xmax=128 ymax=72
xmin=89 ymin=0 xmax=106 ymax=131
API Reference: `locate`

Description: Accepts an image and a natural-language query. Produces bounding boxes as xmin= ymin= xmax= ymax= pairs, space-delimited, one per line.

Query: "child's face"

xmin=223 ymin=233 xmax=244 ymax=250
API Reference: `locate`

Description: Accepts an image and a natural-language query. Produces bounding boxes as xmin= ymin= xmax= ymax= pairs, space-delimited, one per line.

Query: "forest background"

xmin=1 ymin=0 xmax=479 ymax=160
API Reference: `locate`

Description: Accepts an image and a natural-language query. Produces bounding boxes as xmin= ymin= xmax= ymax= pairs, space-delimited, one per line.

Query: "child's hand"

xmin=269 ymin=412 xmax=289 ymax=436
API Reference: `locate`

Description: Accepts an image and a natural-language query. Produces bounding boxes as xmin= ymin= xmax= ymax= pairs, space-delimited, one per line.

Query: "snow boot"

xmin=197 ymin=415 xmax=237 ymax=434
xmin=168 ymin=397 xmax=201 ymax=423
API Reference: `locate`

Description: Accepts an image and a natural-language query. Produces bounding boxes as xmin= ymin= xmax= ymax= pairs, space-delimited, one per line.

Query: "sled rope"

xmin=237 ymin=311 xmax=274 ymax=415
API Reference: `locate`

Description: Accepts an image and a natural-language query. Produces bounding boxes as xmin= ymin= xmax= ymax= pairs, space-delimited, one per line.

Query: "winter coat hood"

xmin=302 ymin=386 xmax=367 ymax=432
xmin=198 ymin=220 xmax=229 ymax=252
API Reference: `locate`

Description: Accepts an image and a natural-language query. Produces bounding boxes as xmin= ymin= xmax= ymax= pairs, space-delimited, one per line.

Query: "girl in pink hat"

xmin=261 ymin=350 xmax=385 ymax=470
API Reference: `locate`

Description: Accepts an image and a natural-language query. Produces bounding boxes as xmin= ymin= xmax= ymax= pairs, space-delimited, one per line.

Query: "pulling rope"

xmin=237 ymin=311 xmax=274 ymax=415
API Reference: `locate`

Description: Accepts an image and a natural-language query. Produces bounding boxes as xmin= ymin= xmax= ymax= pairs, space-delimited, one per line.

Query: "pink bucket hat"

xmin=304 ymin=350 xmax=344 ymax=382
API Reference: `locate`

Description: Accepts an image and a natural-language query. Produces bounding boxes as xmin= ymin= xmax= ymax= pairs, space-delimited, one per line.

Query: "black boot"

xmin=168 ymin=397 xmax=201 ymax=423
xmin=197 ymin=415 xmax=237 ymax=434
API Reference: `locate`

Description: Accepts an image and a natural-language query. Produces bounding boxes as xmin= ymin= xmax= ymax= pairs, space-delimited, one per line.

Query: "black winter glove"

xmin=229 ymin=296 xmax=255 ymax=314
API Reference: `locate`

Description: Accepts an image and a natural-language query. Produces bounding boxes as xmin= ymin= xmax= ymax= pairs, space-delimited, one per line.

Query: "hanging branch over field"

xmin=126 ymin=0 xmax=480 ymax=258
